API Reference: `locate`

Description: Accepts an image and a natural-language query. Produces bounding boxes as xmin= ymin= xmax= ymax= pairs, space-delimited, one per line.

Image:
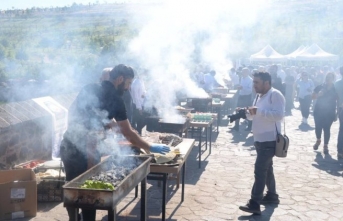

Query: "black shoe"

xmin=239 ymin=199 xmax=261 ymax=215
xmin=260 ymin=194 xmax=280 ymax=205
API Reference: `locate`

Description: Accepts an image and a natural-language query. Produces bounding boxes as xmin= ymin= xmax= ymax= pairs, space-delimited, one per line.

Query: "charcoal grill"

xmin=187 ymin=98 xmax=212 ymax=112
xmin=63 ymin=155 xmax=151 ymax=221
xmin=158 ymin=119 xmax=190 ymax=137
xmin=145 ymin=116 xmax=160 ymax=132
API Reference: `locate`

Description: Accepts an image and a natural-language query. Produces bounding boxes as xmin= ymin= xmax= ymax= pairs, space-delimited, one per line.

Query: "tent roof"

xmin=295 ymin=44 xmax=339 ymax=61
xmin=286 ymin=45 xmax=306 ymax=59
xmin=250 ymin=45 xmax=287 ymax=62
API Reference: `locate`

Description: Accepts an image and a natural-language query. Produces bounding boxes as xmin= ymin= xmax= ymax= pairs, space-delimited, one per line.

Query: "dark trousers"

xmin=60 ymin=139 xmax=98 ymax=221
xmin=251 ymin=141 xmax=277 ymax=204
xmin=338 ymin=108 xmax=343 ymax=154
xmin=132 ymin=104 xmax=146 ymax=135
xmin=314 ymin=114 xmax=334 ymax=145
xmin=285 ymin=85 xmax=294 ymax=112
xmin=298 ymin=95 xmax=312 ymax=118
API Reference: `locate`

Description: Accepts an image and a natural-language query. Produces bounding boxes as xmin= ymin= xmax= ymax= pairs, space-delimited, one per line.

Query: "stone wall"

xmin=0 ymin=93 xmax=77 ymax=169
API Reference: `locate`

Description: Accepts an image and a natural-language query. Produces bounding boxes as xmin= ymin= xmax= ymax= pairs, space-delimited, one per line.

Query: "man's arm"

xmin=117 ymin=119 xmax=151 ymax=153
xmin=255 ymin=91 xmax=285 ymax=122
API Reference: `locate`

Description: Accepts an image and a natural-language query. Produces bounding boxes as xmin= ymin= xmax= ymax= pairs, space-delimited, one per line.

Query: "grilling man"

xmin=60 ymin=64 xmax=170 ymax=221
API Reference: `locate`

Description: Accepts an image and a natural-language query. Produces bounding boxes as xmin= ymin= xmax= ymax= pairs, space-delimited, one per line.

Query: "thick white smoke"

xmin=126 ymin=0 xmax=269 ymax=121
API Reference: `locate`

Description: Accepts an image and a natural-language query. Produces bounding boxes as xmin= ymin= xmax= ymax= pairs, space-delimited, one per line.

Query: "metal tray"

xmin=63 ymin=155 xmax=151 ymax=210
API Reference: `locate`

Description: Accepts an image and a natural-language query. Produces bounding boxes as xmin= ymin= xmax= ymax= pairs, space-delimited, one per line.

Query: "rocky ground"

xmin=20 ymin=103 xmax=343 ymax=221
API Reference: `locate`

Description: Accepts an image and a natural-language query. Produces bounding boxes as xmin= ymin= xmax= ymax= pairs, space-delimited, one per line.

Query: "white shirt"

xmin=296 ymin=79 xmax=314 ymax=99
xmin=203 ymin=73 xmax=216 ymax=92
xmin=230 ymin=72 xmax=240 ymax=87
xmin=239 ymin=76 xmax=253 ymax=96
xmin=277 ymin=70 xmax=286 ymax=83
xmin=247 ymin=88 xmax=285 ymax=142
xmin=130 ymin=78 xmax=146 ymax=110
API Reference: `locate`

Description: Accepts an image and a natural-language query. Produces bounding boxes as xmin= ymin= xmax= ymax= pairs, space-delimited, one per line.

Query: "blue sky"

xmin=0 ymin=0 xmax=130 ymax=10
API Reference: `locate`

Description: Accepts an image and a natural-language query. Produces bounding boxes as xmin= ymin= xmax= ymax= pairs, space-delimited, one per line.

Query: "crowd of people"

xmin=225 ymin=64 xmax=343 ymax=158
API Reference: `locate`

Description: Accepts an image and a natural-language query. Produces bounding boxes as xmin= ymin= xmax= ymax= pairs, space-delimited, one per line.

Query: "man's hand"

xmin=150 ymin=144 xmax=170 ymax=155
xmin=248 ymin=106 xmax=258 ymax=115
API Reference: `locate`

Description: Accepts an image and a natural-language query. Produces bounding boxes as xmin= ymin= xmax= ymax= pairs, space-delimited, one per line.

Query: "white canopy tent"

xmin=295 ymin=44 xmax=339 ymax=61
xmin=286 ymin=45 xmax=306 ymax=60
xmin=250 ymin=45 xmax=287 ymax=62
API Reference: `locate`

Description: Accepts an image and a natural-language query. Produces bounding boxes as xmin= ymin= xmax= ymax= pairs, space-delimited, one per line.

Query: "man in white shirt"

xmin=229 ymin=68 xmax=240 ymax=89
xmin=232 ymin=67 xmax=253 ymax=131
xmin=203 ymin=70 xmax=223 ymax=93
xmin=277 ymin=64 xmax=286 ymax=83
xmin=130 ymin=71 xmax=147 ymax=135
xmin=239 ymin=72 xmax=285 ymax=215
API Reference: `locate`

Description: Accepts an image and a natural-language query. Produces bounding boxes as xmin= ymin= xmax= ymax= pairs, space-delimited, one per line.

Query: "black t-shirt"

xmin=64 ymin=81 xmax=127 ymax=144
xmin=313 ymin=84 xmax=337 ymax=118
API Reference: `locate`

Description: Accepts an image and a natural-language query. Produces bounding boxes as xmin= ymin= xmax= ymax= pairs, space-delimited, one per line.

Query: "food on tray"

xmin=173 ymin=147 xmax=180 ymax=155
xmin=86 ymin=162 xmax=139 ymax=188
xmin=81 ymin=180 xmax=115 ymax=190
xmin=159 ymin=133 xmax=183 ymax=146
xmin=14 ymin=160 xmax=45 ymax=169
xmin=175 ymin=106 xmax=185 ymax=110
xmin=36 ymin=169 xmax=65 ymax=179
xmin=153 ymin=152 xmax=177 ymax=164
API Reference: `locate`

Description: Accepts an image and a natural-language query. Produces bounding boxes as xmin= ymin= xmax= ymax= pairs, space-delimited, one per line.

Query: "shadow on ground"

xmin=297 ymin=123 xmax=315 ymax=132
xmin=238 ymin=204 xmax=278 ymax=221
xmin=312 ymin=152 xmax=343 ymax=177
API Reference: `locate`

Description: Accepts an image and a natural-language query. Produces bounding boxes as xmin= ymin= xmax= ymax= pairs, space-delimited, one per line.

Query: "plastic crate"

xmin=37 ymin=179 xmax=65 ymax=202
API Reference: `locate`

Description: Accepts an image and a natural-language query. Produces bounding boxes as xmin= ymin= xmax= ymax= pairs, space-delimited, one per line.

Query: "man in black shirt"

xmin=60 ymin=64 xmax=169 ymax=221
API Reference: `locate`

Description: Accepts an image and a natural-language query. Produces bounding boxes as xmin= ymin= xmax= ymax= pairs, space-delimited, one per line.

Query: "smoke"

xmin=125 ymin=0 xmax=269 ymax=120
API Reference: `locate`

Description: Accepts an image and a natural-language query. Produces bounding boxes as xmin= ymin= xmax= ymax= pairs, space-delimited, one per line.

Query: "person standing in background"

xmin=284 ymin=68 xmax=295 ymax=115
xmin=130 ymin=69 xmax=147 ymax=135
xmin=312 ymin=72 xmax=338 ymax=154
xmin=296 ymin=72 xmax=314 ymax=125
xmin=269 ymin=65 xmax=285 ymax=95
xmin=203 ymin=70 xmax=223 ymax=93
xmin=277 ymin=64 xmax=286 ymax=83
xmin=335 ymin=66 xmax=343 ymax=159
xmin=229 ymin=67 xmax=240 ymax=89
xmin=232 ymin=67 xmax=253 ymax=131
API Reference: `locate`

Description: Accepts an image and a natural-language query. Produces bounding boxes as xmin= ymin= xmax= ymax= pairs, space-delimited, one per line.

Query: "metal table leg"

xmin=181 ymin=162 xmax=186 ymax=202
xmin=210 ymin=123 xmax=212 ymax=154
xmin=135 ymin=185 xmax=138 ymax=199
xmin=162 ymin=173 xmax=167 ymax=221
xmin=73 ymin=208 xmax=78 ymax=221
xmin=198 ymin=128 xmax=202 ymax=168
xmin=108 ymin=207 xmax=116 ymax=221
xmin=141 ymin=177 xmax=147 ymax=221
xmin=205 ymin=127 xmax=208 ymax=151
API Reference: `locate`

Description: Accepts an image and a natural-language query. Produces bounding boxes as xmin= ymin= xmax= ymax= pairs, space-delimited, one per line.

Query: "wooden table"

xmin=189 ymin=120 xmax=213 ymax=168
xmin=146 ymin=139 xmax=195 ymax=221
